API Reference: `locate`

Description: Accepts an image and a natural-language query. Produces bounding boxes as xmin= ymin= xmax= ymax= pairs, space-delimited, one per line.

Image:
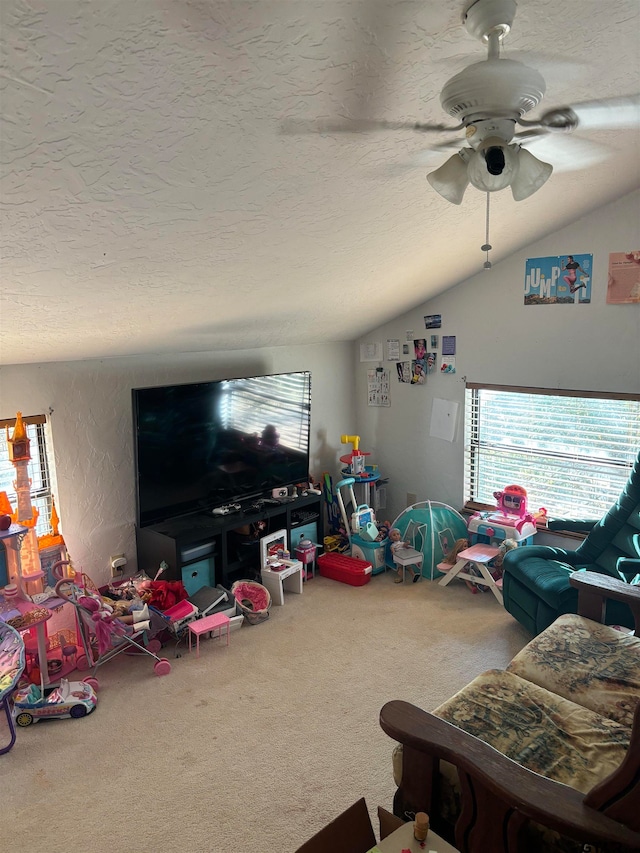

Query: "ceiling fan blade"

xmin=524 ymin=134 xmax=611 ymax=172
xmin=338 ymin=0 xmax=400 ymax=121
xmin=280 ymin=117 xmax=462 ymax=136
xmin=382 ymin=147 xmax=459 ymax=176
xmin=437 ymin=50 xmax=584 ymax=81
xmin=524 ymin=94 xmax=640 ymax=132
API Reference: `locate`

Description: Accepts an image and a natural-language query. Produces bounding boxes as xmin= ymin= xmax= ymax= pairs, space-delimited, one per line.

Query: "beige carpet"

xmin=0 ymin=573 xmax=530 ymax=853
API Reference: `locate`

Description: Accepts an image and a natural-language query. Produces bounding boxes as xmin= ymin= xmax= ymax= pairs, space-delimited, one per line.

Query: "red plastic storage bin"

xmin=317 ymin=553 xmax=373 ymax=586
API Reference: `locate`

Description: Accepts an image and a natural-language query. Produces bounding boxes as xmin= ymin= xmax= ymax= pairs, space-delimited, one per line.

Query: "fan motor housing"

xmin=440 ymin=59 xmax=546 ymax=124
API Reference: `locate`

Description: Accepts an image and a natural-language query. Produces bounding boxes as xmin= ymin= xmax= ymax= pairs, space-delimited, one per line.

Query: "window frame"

xmin=0 ymin=413 xmax=54 ymax=537
xmin=463 ymin=383 xmax=640 ymax=522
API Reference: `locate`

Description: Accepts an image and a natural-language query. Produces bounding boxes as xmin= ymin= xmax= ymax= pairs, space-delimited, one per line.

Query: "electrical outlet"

xmin=407 ymin=493 xmax=417 ymax=507
xmin=110 ymin=554 xmax=127 ymax=577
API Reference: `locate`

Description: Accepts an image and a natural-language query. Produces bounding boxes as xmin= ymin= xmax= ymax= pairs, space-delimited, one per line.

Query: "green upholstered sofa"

xmin=382 ymin=572 xmax=640 ymax=853
xmin=501 ymin=450 xmax=640 ymax=636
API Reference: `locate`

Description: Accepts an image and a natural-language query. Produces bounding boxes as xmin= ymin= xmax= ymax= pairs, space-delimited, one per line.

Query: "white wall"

xmin=354 ymin=190 xmax=640 ymax=524
xmin=2 ymin=191 xmax=639 ymax=584
xmin=0 ymin=343 xmax=355 ymax=586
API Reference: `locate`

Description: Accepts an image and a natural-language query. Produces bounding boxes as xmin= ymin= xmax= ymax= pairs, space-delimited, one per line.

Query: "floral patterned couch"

xmin=382 ymin=572 xmax=640 ymax=853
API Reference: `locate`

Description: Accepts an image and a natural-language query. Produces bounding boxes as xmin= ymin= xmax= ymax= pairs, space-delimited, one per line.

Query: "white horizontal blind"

xmin=220 ymin=372 xmax=311 ymax=451
xmin=0 ymin=416 xmax=53 ymax=536
xmin=464 ymin=385 xmax=640 ymax=518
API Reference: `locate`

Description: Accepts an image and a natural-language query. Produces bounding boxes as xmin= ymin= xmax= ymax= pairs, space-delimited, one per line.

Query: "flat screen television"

xmin=133 ymin=371 xmax=311 ymax=527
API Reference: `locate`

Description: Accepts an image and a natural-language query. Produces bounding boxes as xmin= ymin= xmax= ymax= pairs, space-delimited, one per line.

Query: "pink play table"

xmin=188 ymin=612 xmax=231 ymax=658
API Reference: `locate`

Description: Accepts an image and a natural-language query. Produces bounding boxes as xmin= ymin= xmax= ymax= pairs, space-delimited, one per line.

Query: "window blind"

xmin=464 ymin=385 xmax=640 ymax=518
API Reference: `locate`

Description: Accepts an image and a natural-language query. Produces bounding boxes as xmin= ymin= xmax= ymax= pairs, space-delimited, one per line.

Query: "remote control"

xmin=212 ymin=503 xmax=241 ymax=516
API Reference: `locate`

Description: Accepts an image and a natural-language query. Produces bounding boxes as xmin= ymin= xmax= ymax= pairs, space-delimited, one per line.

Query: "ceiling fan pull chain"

xmin=481 ymin=192 xmax=492 ymax=269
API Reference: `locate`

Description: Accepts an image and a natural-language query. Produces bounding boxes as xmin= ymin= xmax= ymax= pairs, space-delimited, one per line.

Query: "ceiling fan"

xmin=422 ymin=0 xmax=639 ymax=204
xmin=284 ymin=0 xmax=639 ymax=206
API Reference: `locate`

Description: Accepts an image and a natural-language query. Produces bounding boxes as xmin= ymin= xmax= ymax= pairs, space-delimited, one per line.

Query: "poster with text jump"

xmin=525 ymin=254 xmax=592 ymax=305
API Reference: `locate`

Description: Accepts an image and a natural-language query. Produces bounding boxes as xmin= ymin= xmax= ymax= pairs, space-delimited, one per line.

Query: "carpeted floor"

xmin=0 ymin=572 xmax=530 ymax=853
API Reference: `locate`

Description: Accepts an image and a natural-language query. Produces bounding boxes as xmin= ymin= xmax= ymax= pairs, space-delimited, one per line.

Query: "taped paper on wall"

xmin=430 ymin=398 xmax=459 ymax=442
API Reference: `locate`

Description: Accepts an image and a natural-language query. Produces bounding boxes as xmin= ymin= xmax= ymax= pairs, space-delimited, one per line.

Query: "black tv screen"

xmin=133 ymin=371 xmax=311 ymax=527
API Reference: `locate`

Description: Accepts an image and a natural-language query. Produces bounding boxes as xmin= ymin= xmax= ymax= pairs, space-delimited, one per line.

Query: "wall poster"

xmin=607 ymin=251 xmax=640 ymax=304
xmin=525 ymin=254 xmax=593 ymax=305
xmin=367 ymin=369 xmax=390 ymax=406
xmin=396 ymin=362 xmax=411 ymax=383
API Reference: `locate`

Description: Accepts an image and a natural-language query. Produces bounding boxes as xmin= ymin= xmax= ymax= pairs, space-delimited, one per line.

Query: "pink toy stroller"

xmin=55 ymin=576 xmax=171 ymax=681
xmin=0 ymin=620 xmax=25 ymax=754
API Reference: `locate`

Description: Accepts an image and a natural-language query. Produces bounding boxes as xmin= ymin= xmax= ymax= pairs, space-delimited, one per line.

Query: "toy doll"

xmin=78 ymin=594 xmax=151 ymax=655
xmin=441 ymin=537 xmax=469 ymax=565
xmin=389 ymin=528 xmax=421 ymax=583
xmin=440 ymin=537 xmax=478 ymax=593
xmin=489 ymin=538 xmax=518 ymax=580
xmin=375 ymin=520 xmax=392 ymax=542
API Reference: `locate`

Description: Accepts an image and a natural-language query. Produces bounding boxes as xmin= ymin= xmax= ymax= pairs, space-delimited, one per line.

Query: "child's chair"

xmin=57 ymin=632 xmax=77 ymax=669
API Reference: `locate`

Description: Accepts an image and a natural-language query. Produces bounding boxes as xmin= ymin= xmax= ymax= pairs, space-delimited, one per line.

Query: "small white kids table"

xmin=260 ymin=559 xmax=303 ymax=606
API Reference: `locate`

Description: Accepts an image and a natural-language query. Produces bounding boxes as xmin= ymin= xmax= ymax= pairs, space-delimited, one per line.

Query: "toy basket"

xmin=231 ymin=580 xmax=271 ymax=625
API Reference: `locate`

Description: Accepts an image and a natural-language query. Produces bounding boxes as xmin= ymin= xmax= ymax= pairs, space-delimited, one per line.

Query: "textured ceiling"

xmin=1 ymin=0 xmax=639 ymax=365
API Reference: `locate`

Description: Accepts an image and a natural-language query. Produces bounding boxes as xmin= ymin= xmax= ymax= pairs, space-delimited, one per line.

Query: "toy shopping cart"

xmin=55 ymin=576 xmax=171 ymax=681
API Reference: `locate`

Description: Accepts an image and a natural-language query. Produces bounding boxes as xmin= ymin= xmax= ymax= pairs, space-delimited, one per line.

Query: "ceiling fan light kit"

xmin=426 ymin=152 xmax=469 ymax=205
xmin=427 ymin=141 xmax=552 ymax=204
xmin=509 ymin=146 xmax=554 ymax=200
xmin=287 ymin=0 xmax=638 ymax=260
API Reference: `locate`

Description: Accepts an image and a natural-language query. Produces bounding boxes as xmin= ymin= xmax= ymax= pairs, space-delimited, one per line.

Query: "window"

xmin=464 ymin=384 xmax=640 ymax=519
xmin=0 ymin=414 xmax=54 ymax=537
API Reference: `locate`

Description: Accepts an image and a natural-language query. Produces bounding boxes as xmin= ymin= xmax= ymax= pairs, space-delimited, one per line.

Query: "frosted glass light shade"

xmin=466 ymin=139 xmax=518 ymax=192
xmin=511 ymin=147 xmax=553 ymax=201
xmin=426 ymin=153 xmax=469 ymax=205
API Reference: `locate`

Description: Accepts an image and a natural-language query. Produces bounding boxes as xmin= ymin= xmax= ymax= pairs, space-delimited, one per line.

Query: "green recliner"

xmin=502 ymin=450 xmax=640 ymax=635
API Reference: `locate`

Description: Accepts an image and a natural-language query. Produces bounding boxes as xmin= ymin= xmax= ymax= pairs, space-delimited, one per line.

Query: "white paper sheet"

xmin=430 ymin=398 xmax=459 ymax=442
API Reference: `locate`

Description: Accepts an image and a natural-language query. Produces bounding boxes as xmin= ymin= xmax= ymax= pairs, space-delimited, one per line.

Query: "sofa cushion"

xmin=506 ymin=613 xmax=640 ymax=727
xmin=432 ymin=668 xmax=630 ymax=794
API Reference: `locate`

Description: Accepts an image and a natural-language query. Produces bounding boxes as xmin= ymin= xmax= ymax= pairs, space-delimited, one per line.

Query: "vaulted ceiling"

xmin=1 ymin=0 xmax=639 ymax=365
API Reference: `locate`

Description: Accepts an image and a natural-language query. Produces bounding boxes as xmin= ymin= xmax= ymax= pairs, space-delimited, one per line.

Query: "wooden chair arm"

xmin=380 ymin=699 xmax=640 ymax=852
xmin=570 ymin=571 xmax=640 ymax=634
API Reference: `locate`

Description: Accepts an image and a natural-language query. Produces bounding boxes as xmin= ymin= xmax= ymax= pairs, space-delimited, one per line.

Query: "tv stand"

xmin=135 ymin=494 xmax=324 ymax=593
